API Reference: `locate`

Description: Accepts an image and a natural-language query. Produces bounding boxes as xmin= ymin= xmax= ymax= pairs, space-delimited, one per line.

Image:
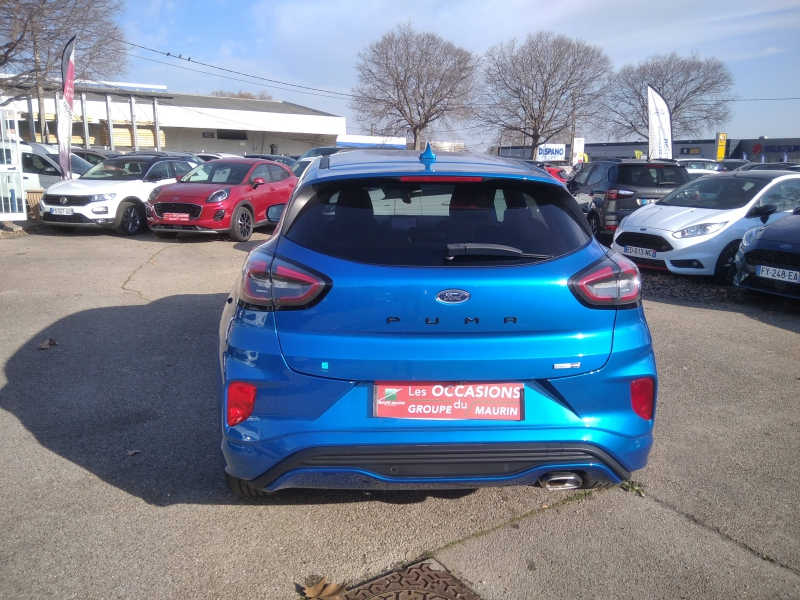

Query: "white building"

xmin=3 ymin=83 xmax=347 ymax=156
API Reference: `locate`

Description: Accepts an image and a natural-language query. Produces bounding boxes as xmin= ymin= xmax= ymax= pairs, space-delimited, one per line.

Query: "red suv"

xmin=145 ymin=158 xmax=296 ymax=241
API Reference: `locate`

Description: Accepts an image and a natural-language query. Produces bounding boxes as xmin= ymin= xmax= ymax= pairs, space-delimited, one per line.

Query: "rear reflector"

xmin=227 ymin=381 xmax=257 ymax=426
xmin=630 ymin=377 xmax=655 ymax=420
xmin=399 ymin=176 xmax=483 ymax=182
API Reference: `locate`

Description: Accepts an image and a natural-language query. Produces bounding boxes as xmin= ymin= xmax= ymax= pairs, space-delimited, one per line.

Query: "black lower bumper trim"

xmin=247 ymin=442 xmax=631 ymax=489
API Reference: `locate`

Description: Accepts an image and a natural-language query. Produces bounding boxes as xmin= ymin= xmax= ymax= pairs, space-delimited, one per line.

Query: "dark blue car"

xmin=217 ymin=146 xmax=657 ymax=496
xmin=733 ymin=207 xmax=800 ymax=299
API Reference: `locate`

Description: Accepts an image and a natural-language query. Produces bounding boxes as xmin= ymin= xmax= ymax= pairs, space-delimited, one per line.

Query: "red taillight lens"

xmin=227 ymin=381 xmax=256 ymax=426
xmin=606 ymin=189 xmax=636 ymax=201
xmin=238 ymin=250 xmax=331 ymax=311
xmin=631 ymin=377 xmax=655 ymax=420
xmin=569 ymin=254 xmax=641 ymax=308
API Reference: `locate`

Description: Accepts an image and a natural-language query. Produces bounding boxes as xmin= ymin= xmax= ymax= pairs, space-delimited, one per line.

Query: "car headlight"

xmin=89 ymin=193 xmax=116 ymax=203
xmin=206 ymin=188 xmax=230 ymax=203
xmin=148 ymin=187 xmax=161 ymax=202
xmin=741 ymin=227 xmax=763 ymax=248
xmin=672 ymin=222 xmax=728 ymax=239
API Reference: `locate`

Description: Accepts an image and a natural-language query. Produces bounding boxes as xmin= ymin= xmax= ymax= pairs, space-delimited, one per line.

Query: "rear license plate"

xmin=51 ymin=207 xmax=73 ymax=215
xmin=757 ymin=265 xmax=800 ymax=282
xmin=639 ymin=198 xmax=658 ymax=205
xmin=163 ymin=212 xmax=190 ymax=221
xmin=374 ymin=382 xmax=523 ymax=421
xmin=624 ymin=245 xmax=656 ymax=258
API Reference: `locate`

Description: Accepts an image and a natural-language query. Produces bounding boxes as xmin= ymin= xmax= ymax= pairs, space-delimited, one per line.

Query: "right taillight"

xmin=238 ymin=248 xmax=331 ymax=311
xmin=630 ymin=377 xmax=655 ymax=420
xmin=606 ymin=189 xmax=636 ymax=201
xmin=569 ymin=253 xmax=641 ymax=308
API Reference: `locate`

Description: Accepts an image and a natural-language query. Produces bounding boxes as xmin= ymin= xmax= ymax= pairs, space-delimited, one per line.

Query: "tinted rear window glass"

xmin=285 ymin=180 xmax=590 ymax=266
xmin=614 ymin=165 xmax=688 ymax=187
xmin=658 ymin=177 xmax=768 ymax=209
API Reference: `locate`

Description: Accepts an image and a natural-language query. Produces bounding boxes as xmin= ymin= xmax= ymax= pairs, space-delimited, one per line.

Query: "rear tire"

xmin=155 ymin=231 xmax=178 ymax=239
xmin=225 ymin=472 xmax=272 ymax=498
xmin=114 ymin=201 xmax=145 ymax=236
xmin=713 ymin=240 xmax=741 ymax=284
xmin=587 ymin=213 xmax=602 ymax=237
xmin=228 ymin=205 xmax=253 ymax=242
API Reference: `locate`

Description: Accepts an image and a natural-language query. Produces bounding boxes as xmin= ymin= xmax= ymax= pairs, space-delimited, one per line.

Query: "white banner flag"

xmin=647 ymin=86 xmax=672 ymax=159
xmin=572 ymin=137 xmax=585 ymax=165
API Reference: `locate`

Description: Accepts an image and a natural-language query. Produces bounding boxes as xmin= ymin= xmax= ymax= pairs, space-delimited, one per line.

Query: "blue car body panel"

xmin=217 ymin=149 xmax=658 ymax=491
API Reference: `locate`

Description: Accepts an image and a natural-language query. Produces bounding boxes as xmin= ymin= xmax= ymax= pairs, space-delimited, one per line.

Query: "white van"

xmin=20 ymin=142 xmax=91 ymax=192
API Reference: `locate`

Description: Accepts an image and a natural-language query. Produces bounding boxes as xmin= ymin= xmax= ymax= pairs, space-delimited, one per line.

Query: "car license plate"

xmin=374 ymin=382 xmax=523 ymax=421
xmin=624 ymin=245 xmax=656 ymax=258
xmin=639 ymin=198 xmax=658 ymax=205
xmin=757 ymin=265 xmax=800 ymax=283
xmin=51 ymin=207 xmax=73 ymax=215
xmin=163 ymin=212 xmax=190 ymax=221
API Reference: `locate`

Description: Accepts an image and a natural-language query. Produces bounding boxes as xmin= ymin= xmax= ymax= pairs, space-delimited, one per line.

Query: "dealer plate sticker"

xmin=163 ymin=212 xmax=190 ymax=221
xmin=624 ymin=245 xmax=656 ymax=258
xmin=374 ymin=382 xmax=524 ymax=421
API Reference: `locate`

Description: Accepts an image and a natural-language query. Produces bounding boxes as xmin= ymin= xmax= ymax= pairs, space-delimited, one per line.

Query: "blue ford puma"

xmin=217 ymin=146 xmax=657 ymax=496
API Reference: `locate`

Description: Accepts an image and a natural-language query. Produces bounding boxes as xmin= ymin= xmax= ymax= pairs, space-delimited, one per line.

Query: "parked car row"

xmin=38 ymin=155 xmax=298 ymax=241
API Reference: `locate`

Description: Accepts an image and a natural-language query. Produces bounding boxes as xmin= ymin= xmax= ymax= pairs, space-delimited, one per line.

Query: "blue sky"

xmin=119 ymin=0 xmax=800 ymax=149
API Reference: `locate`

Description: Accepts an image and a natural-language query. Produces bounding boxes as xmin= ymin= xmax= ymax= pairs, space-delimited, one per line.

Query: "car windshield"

xmin=81 ymin=158 xmax=153 ymax=180
xmin=47 ymin=153 xmax=92 ymax=174
xmin=285 ymin=180 xmax=590 ymax=266
xmin=180 ymin=162 xmax=251 ymax=184
xmin=613 ymin=164 xmax=687 ymax=187
xmin=658 ymin=177 xmax=769 ymax=209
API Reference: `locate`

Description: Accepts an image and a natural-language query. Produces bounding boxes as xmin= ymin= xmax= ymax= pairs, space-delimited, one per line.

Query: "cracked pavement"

xmin=1 ymin=228 xmax=799 ymax=599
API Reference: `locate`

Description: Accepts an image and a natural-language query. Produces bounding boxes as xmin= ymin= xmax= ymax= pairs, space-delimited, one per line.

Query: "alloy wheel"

xmin=238 ymin=210 xmax=253 ymax=238
xmin=122 ymin=206 xmax=141 ymax=234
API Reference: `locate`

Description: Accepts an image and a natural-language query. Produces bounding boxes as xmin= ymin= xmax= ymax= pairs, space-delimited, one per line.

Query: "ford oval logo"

xmin=60 ymin=197 xmax=67 ymax=205
xmin=639 ymin=228 xmax=647 ymax=232
xmin=436 ymin=289 xmax=470 ymax=304
xmin=780 ymin=243 xmax=792 ymax=250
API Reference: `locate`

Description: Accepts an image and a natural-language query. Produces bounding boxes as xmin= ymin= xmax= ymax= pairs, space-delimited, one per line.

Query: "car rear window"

xmin=658 ymin=177 xmax=769 ymax=209
xmin=612 ymin=165 xmax=689 ymax=187
xmin=284 ymin=179 xmax=590 ymax=266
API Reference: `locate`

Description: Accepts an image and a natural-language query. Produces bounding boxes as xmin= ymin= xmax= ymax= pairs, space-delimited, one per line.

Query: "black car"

xmin=127 ymin=150 xmax=204 ymax=164
xmin=243 ymin=154 xmax=296 ymax=166
xmin=733 ymin=208 xmax=800 ymax=299
xmin=566 ymin=158 xmax=691 ymax=235
xmin=735 ymin=162 xmax=797 ymax=171
xmin=72 ymin=148 xmax=124 ymax=165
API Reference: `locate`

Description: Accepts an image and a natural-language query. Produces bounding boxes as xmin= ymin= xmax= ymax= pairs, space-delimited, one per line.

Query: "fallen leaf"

xmin=149 ymin=259 xmax=157 ymax=265
xmin=541 ymin=504 xmax=548 ymax=509
xmin=302 ymin=577 xmax=347 ymax=600
xmin=126 ymin=450 xmax=140 ymax=456
xmin=38 ymin=338 xmax=58 ymax=350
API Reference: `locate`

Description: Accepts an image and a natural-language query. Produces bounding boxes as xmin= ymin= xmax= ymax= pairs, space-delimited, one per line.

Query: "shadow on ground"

xmin=0 ymin=293 xmax=469 ymax=507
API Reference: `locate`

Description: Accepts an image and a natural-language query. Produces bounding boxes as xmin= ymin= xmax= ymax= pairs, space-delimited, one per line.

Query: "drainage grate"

xmin=342 ymin=561 xmax=479 ymax=600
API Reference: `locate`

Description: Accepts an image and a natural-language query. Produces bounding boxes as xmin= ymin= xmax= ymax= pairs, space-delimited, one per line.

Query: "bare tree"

xmin=479 ymin=32 xmax=612 ymax=158
xmin=1 ymin=0 xmax=127 ymax=138
xmin=210 ymin=89 xmax=274 ymax=101
xmin=350 ymin=23 xmax=479 ymax=150
xmin=600 ymin=52 xmax=735 ymax=140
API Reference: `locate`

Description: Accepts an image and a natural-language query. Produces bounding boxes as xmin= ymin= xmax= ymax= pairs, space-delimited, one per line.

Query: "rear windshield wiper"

xmin=445 ymin=243 xmax=551 ymax=261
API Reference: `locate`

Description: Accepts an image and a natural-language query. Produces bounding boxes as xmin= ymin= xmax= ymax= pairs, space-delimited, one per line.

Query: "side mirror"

xmin=252 ymin=177 xmax=266 ymax=188
xmin=747 ymin=203 xmax=777 ymax=223
xmin=793 ymin=206 xmax=800 ymax=215
xmin=44 ymin=166 xmax=57 ymax=174
xmin=175 ymin=174 xmax=183 ymax=181
xmin=267 ymin=204 xmax=285 ymax=223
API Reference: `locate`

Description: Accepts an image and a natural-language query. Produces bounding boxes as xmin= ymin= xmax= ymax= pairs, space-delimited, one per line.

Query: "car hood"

xmin=46 ymin=178 xmax=142 ymax=194
xmin=159 ymin=182 xmax=233 ymax=201
xmin=622 ymin=203 xmax=734 ymax=232
xmin=759 ymin=214 xmax=800 ymax=244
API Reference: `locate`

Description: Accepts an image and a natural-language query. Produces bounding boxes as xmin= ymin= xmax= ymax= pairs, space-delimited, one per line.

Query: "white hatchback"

xmin=612 ymin=171 xmax=800 ymax=282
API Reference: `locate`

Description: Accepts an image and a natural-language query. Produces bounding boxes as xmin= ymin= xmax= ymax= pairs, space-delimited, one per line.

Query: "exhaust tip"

xmin=539 ymin=471 xmax=583 ymax=490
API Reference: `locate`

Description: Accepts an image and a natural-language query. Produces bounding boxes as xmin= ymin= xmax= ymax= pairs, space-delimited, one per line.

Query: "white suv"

xmin=40 ymin=154 xmax=197 ymax=235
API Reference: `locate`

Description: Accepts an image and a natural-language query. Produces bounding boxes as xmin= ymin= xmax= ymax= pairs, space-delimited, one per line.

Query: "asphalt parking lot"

xmin=1 ymin=227 xmax=799 ymax=600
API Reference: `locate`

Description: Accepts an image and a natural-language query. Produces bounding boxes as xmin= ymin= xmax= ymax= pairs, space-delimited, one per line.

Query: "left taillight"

xmin=227 ymin=381 xmax=256 ymax=426
xmin=630 ymin=377 xmax=655 ymax=420
xmin=238 ymin=249 xmax=331 ymax=311
xmin=569 ymin=253 xmax=641 ymax=308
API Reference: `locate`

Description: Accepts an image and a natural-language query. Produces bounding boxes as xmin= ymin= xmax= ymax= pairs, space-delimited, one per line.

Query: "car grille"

xmin=615 ymin=232 xmax=674 ymax=252
xmin=627 ymin=256 xmax=669 ymax=270
xmin=42 ymin=212 xmax=94 ymax=224
xmin=152 ymin=202 xmax=202 ymax=219
xmin=742 ymin=274 xmax=800 ymax=298
xmin=42 ymin=195 xmax=91 ymax=206
xmin=744 ymin=249 xmax=800 ymax=271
